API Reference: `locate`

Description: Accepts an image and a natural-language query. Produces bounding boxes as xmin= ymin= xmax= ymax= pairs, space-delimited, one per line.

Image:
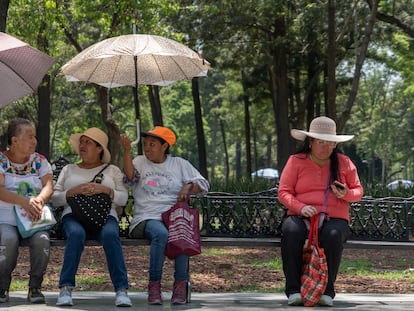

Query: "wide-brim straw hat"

xmin=70 ymin=127 xmax=111 ymax=163
xmin=291 ymin=116 xmax=354 ymax=143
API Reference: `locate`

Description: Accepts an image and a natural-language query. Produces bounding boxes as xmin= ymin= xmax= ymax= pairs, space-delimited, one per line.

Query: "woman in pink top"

xmin=278 ymin=116 xmax=363 ymax=307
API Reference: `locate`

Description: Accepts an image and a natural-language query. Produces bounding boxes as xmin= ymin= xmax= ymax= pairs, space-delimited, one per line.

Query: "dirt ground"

xmin=13 ymin=246 xmax=414 ymax=293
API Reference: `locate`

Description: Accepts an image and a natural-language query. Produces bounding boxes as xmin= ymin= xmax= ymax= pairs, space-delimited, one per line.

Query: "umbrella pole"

xmin=130 ymin=55 xmax=143 ymax=155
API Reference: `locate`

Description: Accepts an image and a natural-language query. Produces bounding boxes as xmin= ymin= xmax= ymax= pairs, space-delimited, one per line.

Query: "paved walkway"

xmin=1 ymin=292 xmax=414 ymax=310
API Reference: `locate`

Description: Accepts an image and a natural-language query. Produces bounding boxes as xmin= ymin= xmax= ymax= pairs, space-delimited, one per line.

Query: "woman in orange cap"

xmin=121 ymin=126 xmax=209 ymax=305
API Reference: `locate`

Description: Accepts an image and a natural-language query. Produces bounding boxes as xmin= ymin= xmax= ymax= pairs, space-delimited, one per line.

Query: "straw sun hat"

xmin=291 ymin=116 xmax=354 ymax=143
xmin=70 ymin=127 xmax=111 ymax=163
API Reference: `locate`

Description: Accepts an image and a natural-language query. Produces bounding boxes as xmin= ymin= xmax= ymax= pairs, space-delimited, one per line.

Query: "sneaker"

xmin=148 ymin=281 xmax=162 ymax=305
xmin=27 ymin=288 xmax=45 ymax=304
xmin=171 ymin=280 xmax=187 ymax=304
xmin=287 ymin=293 xmax=303 ymax=306
xmin=0 ymin=289 xmax=9 ymax=303
xmin=115 ymin=289 xmax=132 ymax=307
xmin=56 ymin=286 xmax=74 ymax=306
xmin=318 ymin=294 xmax=334 ymax=307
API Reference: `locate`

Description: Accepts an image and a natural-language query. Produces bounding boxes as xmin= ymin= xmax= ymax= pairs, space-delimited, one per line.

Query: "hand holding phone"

xmin=333 ymin=181 xmax=345 ymax=190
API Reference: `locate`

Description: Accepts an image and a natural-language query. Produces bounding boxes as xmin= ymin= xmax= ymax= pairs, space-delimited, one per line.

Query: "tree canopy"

xmin=1 ymin=0 xmax=414 ymax=185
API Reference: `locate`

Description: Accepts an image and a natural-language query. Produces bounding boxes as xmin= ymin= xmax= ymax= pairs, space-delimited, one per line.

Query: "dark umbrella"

xmin=0 ymin=32 xmax=54 ymax=107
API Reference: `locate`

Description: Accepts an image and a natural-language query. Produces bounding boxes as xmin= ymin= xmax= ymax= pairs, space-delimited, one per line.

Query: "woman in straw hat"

xmin=278 ymin=116 xmax=363 ymax=307
xmin=121 ymin=126 xmax=209 ymax=305
xmin=52 ymin=128 xmax=132 ymax=307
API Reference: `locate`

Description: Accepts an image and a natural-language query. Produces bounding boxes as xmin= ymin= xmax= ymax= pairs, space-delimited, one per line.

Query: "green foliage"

xmin=209 ymin=177 xmax=277 ymax=193
xmin=3 ymin=0 xmax=414 ymax=185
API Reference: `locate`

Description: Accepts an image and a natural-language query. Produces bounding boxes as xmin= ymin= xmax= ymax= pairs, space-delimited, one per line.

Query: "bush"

xmin=209 ymin=177 xmax=277 ymax=194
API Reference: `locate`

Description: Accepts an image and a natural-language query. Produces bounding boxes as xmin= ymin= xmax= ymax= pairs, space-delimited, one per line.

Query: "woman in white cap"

xmin=121 ymin=126 xmax=209 ymax=305
xmin=278 ymin=116 xmax=363 ymax=307
xmin=52 ymin=128 xmax=132 ymax=307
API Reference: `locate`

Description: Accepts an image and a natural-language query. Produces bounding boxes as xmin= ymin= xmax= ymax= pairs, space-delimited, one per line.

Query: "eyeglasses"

xmin=313 ymin=139 xmax=337 ymax=147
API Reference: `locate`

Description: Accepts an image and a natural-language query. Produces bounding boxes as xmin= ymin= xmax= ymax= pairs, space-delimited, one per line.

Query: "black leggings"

xmin=281 ymin=215 xmax=350 ymax=298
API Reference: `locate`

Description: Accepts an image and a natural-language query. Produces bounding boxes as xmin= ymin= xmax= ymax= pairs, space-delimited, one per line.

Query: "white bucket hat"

xmin=70 ymin=127 xmax=111 ymax=163
xmin=291 ymin=116 xmax=354 ymax=143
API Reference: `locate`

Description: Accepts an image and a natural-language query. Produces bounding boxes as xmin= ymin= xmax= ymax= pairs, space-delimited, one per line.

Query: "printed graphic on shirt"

xmin=142 ymin=171 xmax=173 ymax=195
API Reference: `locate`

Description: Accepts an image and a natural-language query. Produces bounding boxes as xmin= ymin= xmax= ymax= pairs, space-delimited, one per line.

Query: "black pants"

xmin=281 ymin=215 xmax=350 ymax=298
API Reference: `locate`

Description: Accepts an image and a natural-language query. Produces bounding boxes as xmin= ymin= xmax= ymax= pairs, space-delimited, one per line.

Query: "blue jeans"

xmin=0 ymin=224 xmax=50 ymax=290
xmin=59 ymin=214 xmax=129 ymax=291
xmin=143 ymin=219 xmax=189 ymax=281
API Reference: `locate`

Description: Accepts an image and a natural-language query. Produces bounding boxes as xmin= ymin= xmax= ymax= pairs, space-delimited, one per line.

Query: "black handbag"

xmin=67 ymin=164 xmax=112 ymax=234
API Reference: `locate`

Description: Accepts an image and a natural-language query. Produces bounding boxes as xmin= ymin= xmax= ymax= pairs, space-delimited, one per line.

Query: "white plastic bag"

xmin=13 ymin=181 xmax=56 ymax=238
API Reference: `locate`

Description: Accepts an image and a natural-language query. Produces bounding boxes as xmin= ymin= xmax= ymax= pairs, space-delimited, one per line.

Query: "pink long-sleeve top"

xmin=278 ymin=153 xmax=363 ymax=223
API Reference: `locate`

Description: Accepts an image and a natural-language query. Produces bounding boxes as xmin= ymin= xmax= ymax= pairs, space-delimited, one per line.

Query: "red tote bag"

xmin=300 ymin=214 xmax=328 ymax=307
xmin=162 ymin=192 xmax=201 ymax=260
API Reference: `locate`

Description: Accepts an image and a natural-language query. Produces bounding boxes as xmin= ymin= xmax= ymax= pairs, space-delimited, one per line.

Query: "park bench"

xmin=49 ymin=155 xmax=414 ymax=250
xmin=47 ymin=157 xmax=414 ymax=302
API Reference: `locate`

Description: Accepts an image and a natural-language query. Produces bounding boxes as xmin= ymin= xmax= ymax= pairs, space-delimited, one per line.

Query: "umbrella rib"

xmin=151 ymin=55 xmax=203 ymax=83
xmin=0 ymin=60 xmax=36 ymax=91
xmin=151 ymin=55 xmax=168 ymax=83
xmin=108 ymin=56 xmax=122 ymax=88
xmin=167 ymin=56 xmax=192 ymax=80
xmin=84 ymin=57 xmax=113 ymax=86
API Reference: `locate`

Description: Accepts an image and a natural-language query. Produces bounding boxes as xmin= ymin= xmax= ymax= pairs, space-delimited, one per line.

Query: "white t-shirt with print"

xmin=128 ymin=155 xmax=209 ymax=232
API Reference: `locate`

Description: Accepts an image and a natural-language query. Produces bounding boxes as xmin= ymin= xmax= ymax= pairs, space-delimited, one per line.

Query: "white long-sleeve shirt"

xmin=52 ymin=163 xmax=128 ymax=219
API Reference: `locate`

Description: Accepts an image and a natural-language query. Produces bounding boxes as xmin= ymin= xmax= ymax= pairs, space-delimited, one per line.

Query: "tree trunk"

xmin=338 ymin=0 xmax=378 ymax=131
xmin=220 ymin=120 xmax=230 ymax=182
xmin=36 ymin=21 xmax=51 ymax=160
xmin=191 ymin=78 xmax=208 ymax=178
xmin=241 ymin=71 xmax=252 ymax=178
xmin=37 ymin=75 xmax=51 ymax=159
xmin=96 ymin=86 xmax=121 ymax=166
xmin=271 ymin=16 xmax=291 ymax=170
xmin=235 ymin=140 xmax=241 ymax=180
xmin=148 ymin=85 xmax=163 ymax=126
xmin=0 ymin=0 xmax=9 ymax=32
xmin=327 ymin=0 xmax=337 ymax=119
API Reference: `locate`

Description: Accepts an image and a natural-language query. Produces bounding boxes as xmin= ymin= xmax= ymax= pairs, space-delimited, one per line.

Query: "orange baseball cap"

xmin=141 ymin=126 xmax=176 ymax=147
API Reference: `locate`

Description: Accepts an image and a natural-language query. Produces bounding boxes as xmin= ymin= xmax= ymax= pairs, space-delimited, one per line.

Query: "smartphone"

xmin=334 ymin=181 xmax=345 ymax=190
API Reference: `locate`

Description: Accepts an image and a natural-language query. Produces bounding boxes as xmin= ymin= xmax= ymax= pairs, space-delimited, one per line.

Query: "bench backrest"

xmin=191 ymin=191 xmax=414 ymax=241
xmin=50 ymin=161 xmax=414 ymax=242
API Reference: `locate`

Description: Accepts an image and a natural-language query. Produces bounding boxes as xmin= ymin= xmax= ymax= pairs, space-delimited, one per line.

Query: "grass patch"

xmin=75 ymin=276 xmax=108 ymax=289
xmin=250 ymin=257 xmax=283 ymax=270
xmin=340 ymin=259 xmax=414 ymax=281
xmin=340 ymin=259 xmax=373 ymax=274
xmin=201 ymin=248 xmax=229 ymax=256
xmin=10 ymin=280 xmax=27 ymax=291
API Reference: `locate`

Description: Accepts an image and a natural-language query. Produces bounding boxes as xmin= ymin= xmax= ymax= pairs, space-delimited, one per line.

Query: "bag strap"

xmin=90 ymin=164 xmax=110 ymax=183
xmin=307 ymin=214 xmax=321 ymax=247
xmin=184 ymin=182 xmax=195 ymax=203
